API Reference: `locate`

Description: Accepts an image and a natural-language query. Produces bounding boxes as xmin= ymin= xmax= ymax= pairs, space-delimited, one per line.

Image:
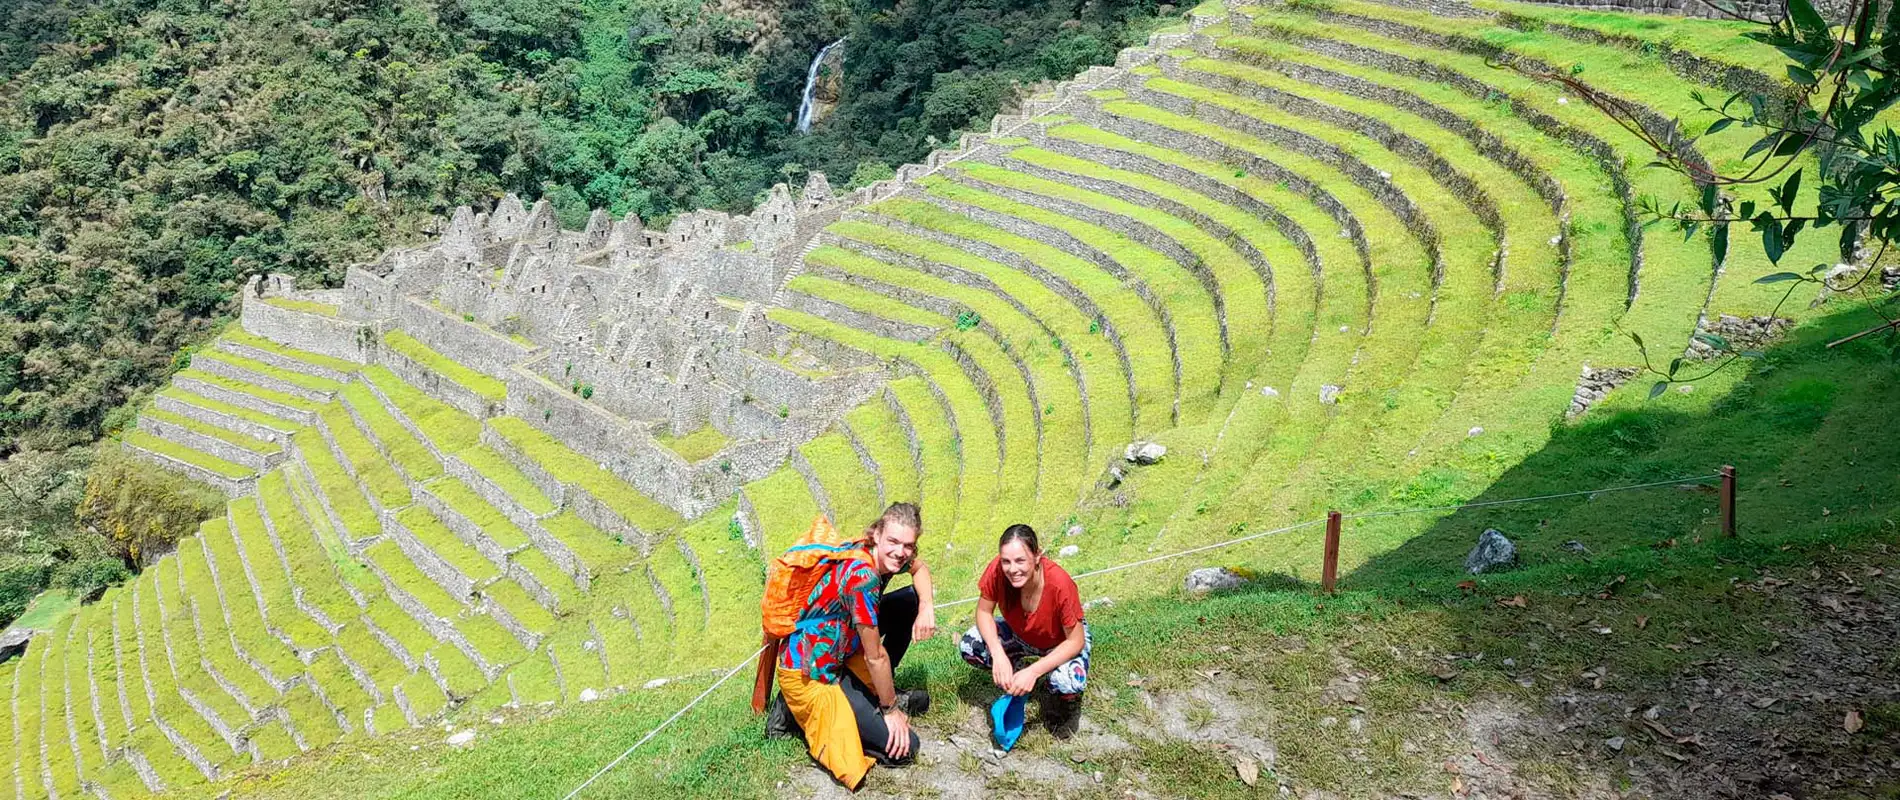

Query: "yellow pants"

xmin=777 ymin=657 xmax=876 ymax=789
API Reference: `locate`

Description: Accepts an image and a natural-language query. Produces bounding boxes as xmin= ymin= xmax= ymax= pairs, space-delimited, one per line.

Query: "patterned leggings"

xmin=958 ymin=619 xmax=1091 ymax=696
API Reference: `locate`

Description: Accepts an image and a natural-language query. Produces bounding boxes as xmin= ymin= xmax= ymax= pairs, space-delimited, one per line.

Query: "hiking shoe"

xmin=1042 ymin=693 xmax=1083 ymax=740
xmin=896 ymin=688 xmax=931 ymax=716
xmin=764 ymin=693 xmax=800 ymax=738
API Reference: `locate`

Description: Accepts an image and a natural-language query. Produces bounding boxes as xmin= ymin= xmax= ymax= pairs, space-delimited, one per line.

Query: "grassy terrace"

xmin=396 ymin=505 xmax=502 ymax=585
xmin=843 ymin=397 xmax=920 ymax=504
xmin=383 ymin=331 xmax=507 ymax=402
xmin=261 ymin=296 xmax=340 ymax=317
xmin=1134 ymin=67 xmax=1511 ymax=528
xmin=768 ymin=310 xmax=1003 ymax=566
xmin=342 ymin=382 xmax=444 ymax=483
xmin=860 ymin=199 xmax=1173 ymax=432
xmin=221 ymin=327 xmax=362 ymax=375
xmin=653 ymin=425 xmax=731 ymax=463
xmin=123 ymin=428 xmax=253 ymax=480
xmin=175 ymin=367 xmax=325 ymax=414
xmin=950 ymin=159 xmax=1273 ymax=399
xmin=157 ymin=385 xmax=300 ymax=433
xmin=800 ymin=433 xmax=882 ymax=525
xmin=785 ymin=274 xmax=953 ymax=331
xmin=739 ymin=468 xmax=823 ymax=554
xmin=488 ymin=417 xmax=683 ymax=535
xmin=194 ymin=348 xmax=344 ymax=395
xmin=919 ymin=175 xmax=1227 ymax=421
xmin=140 ymin=405 xmax=280 ymax=454
xmin=808 ymin=242 xmax=1096 ymax=517
xmin=886 ymin=377 xmax=964 ymax=553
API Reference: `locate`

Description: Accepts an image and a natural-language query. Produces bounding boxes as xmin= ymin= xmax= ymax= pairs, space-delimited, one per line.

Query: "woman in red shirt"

xmin=958 ymin=524 xmax=1092 ymax=737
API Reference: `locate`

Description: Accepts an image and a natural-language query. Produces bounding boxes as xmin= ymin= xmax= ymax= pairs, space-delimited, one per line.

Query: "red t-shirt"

xmin=979 ymin=556 xmax=1083 ymax=651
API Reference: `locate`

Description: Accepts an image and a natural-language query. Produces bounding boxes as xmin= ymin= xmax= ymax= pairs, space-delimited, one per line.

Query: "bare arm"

xmin=856 ymin=622 xmax=899 ymax=708
xmin=908 ymin=557 xmax=937 ymax=641
xmin=1019 ymin=621 xmax=1086 ymax=681
xmin=975 ymin=597 xmax=1015 ymax=691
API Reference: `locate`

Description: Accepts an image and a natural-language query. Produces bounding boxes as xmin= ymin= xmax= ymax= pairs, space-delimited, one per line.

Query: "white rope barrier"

xmin=558 ymin=472 xmax=1715 ymax=797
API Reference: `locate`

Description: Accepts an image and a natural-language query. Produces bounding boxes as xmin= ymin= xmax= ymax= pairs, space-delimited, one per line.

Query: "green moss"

xmin=220 ymin=327 xmax=362 ymax=375
xmin=457 ymin=445 xmax=557 ymax=516
xmin=399 ymin=670 xmax=449 ymax=721
xmin=799 ymin=433 xmax=882 ymax=526
xmin=489 ymin=417 xmax=682 ymax=533
xmin=341 ymin=382 xmax=444 ymax=483
xmin=310 ymin=650 xmax=375 ymax=726
xmin=363 ymin=598 xmax=438 ymax=674
xmin=428 ymin=645 xmax=488 ymax=698
xmin=364 ymin=539 xmax=466 ymax=619
xmin=281 ymin=682 xmax=344 ymax=750
xmin=174 ymin=368 xmax=324 ymax=412
xmin=195 ymin=348 xmax=344 ymax=394
xmin=156 ymin=386 xmax=299 ymax=433
xmin=644 ymin=541 xmax=706 ymax=642
xmin=653 ymin=425 xmax=732 ymax=463
xmin=260 ymin=468 xmax=374 ymax=618
xmin=538 ymin=512 xmax=635 ymax=576
xmin=382 ymin=331 xmax=507 ymax=402
xmin=208 ymin=501 xmax=309 ymax=676
xmin=150 ymin=556 xmax=251 ymax=730
xmin=122 ymin=429 xmax=253 ymax=479
xmin=139 ymin=406 xmax=279 ymax=454
xmin=454 ymin=612 xmax=529 ymax=668
xmin=853 ymin=200 xmax=1170 ymax=432
xmin=111 ymin=592 xmax=153 ymax=724
xmin=175 ymin=533 xmax=281 ymax=707
xmin=546 ymin=626 xmax=606 ymax=702
xmin=885 ymin=377 xmax=965 ymax=553
xmin=319 ymin=403 xmax=411 ymax=509
xmin=844 ymin=399 xmax=920 ymax=505
xmin=426 ymin=477 xmax=532 ymax=550
xmin=482 ymin=578 xmax=556 ymax=633
xmin=395 ymin=505 xmax=501 ymax=584
xmin=251 ymin=720 xmax=302 ymax=762
xmin=262 ymin=296 xmax=340 ymax=316
xmin=365 ymin=365 xmax=483 ymax=453
xmin=509 ymin=653 xmax=562 ymax=705
xmin=740 ymin=468 xmax=823 ymax=555
xmin=510 ymin=548 xmax=578 ymax=611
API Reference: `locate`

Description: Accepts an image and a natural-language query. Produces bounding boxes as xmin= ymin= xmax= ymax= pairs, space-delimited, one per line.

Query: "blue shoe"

xmin=990 ymin=694 xmax=1027 ymax=751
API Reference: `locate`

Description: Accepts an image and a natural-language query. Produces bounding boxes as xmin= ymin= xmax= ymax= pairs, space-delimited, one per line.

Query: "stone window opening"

xmin=646 ymin=360 xmax=652 ymax=369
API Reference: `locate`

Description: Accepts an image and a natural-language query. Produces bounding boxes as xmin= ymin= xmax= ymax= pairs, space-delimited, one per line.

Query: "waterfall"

xmin=796 ymin=38 xmax=846 ymax=134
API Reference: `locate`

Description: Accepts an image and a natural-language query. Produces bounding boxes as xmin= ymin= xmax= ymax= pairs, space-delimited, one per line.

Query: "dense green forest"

xmin=0 ymin=0 xmax=1173 ymax=626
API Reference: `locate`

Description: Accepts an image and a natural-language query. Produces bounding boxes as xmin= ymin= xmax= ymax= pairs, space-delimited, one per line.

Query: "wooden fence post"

xmin=1720 ymin=464 xmax=1737 ymax=538
xmin=1322 ymin=510 xmax=1342 ymax=594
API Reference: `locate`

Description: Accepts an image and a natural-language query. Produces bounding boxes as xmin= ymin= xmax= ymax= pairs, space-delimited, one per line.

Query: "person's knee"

xmin=957 ymin=626 xmax=988 ymax=666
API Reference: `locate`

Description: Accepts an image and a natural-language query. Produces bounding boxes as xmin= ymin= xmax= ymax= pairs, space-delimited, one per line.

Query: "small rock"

xmin=1501 ymin=657 xmax=1516 ymax=667
xmin=1094 ymin=771 xmax=1105 ymax=784
xmin=1558 ymin=96 xmax=1570 ymax=104
xmin=1261 ymin=386 xmax=1280 ymax=398
xmin=1465 ymin=529 xmax=1517 ymax=575
xmin=1083 ymin=597 xmax=1115 ymax=611
xmin=1549 ymin=235 xmax=1562 ymax=246
xmin=1320 ymin=384 xmax=1342 ymax=404
xmin=1185 ymin=567 xmax=1249 ymax=595
xmin=643 ymin=678 xmax=670 ymax=690
xmin=446 ymin=730 xmax=476 ymax=747
xmin=1319 ymin=715 xmax=1338 ymax=728
xmin=1604 ymin=736 xmax=1625 ymax=752
xmin=1066 ymin=524 xmax=1084 ymax=537
xmin=1058 ymin=544 xmax=1080 ymax=558
xmin=1677 ymin=383 xmax=1695 ymax=394
xmin=488 ymin=716 xmax=503 ymax=725
xmin=582 ymin=639 xmax=598 ymax=652
xmin=1467 ymin=426 xmax=1484 ymax=437
xmin=579 ymin=688 xmax=600 ymax=703
xmin=1125 ymin=441 xmax=1167 ymax=465
xmin=1105 ymin=466 xmax=1126 ymax=488
xmin=1562 ymin=540 xmax=1590 ymax=554
xmin=1071 ymin=753 xmax=1088 ymax=764
xmin=1377 ymin=170 xmax=1392 ymax=180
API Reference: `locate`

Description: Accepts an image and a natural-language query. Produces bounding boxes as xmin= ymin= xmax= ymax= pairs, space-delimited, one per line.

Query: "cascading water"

xmin=796 ymin=38 xmax=846 ymax=134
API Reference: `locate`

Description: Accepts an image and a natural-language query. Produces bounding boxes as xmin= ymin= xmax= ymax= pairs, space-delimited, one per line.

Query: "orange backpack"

xmin=751 ymin=515 xmax=870 ymax=711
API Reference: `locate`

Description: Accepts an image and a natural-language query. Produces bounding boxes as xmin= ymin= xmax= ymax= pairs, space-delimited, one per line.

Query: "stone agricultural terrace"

xmin=3 ymin=0 xmax=1845 ymax=795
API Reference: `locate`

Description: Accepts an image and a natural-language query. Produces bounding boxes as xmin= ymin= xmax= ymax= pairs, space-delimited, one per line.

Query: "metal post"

xmin=1322 ymin=510 xmax=1342 ymax=594
xmin=1720 ymin=464 xmax=1736 ymax=538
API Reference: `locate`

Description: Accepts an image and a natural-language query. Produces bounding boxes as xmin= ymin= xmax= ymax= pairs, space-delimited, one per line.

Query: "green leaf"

xmin=1754 ymin=271 xmax=1806 ymax=283
xmin=1631 ymin=331 xmax=1646 ymax=350
xmin=1762 ymin=219 xmax=1786 ymax=263
xmin=1705 ymin=117 xmax=1734 ymax=136
xmin=1648 ymin=381 xmax=1669 ymax=400
xmin=1785 ymin=0 xmax=1829 ymax=43
xmin=1787 ymin=65 xmax=1819 ymax=86
xmin=1712 ymin=222 xmax=1729 ymax=268
xmin=1668 ymin=357 xmax=1684 ymax=376
xmin=1777 ymin=169 xmax=1803 ymax=215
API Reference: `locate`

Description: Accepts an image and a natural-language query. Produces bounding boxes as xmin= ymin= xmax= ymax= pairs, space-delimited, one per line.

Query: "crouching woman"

xmin=958 ymin=524 xmax=1091 ymax=737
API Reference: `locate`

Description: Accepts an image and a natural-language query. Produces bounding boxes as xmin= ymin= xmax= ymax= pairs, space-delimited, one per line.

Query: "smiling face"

xmin=997 ymin=539 xmax=1040 ymax=589
xmin=869 ymin=520 xmax=919 ymax=576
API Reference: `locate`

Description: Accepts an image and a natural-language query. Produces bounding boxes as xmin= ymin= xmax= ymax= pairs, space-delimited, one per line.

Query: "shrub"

xmin=580 ymin=384 xmax=594 ymax=399
xmin=0 ymin=555 xmax=50 ymax=626
xmin=777 ymin=404 xmax=790 ymax=418
xmin=76 ymin=448 xmax=225 ymax=566
xmin=50 ymin=556 xmax=129 ymax=602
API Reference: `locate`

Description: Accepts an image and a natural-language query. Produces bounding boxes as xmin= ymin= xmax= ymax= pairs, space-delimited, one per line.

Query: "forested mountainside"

xmin=0 ymin=0 xmax=1171 ymax=454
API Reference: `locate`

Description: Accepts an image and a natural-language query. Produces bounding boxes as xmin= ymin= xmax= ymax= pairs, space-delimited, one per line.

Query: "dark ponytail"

xmin=997 ymin=523 xmax=1040 ymax=554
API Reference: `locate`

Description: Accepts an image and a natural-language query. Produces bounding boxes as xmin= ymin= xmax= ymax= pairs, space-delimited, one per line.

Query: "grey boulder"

xmin=1464 ymin=529 xmax=1517 ymax=574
